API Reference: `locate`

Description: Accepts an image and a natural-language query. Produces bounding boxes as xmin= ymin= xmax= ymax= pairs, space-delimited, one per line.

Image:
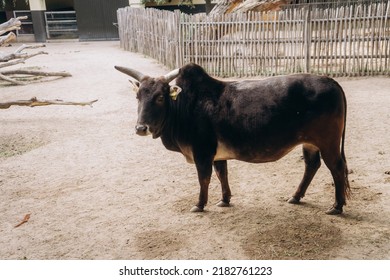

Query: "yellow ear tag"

xmin=169 ymin=86 xmax=182 ymax=101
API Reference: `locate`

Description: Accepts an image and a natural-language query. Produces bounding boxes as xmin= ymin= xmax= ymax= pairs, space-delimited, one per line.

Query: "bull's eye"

xmin=156 ymin=95 xmax=164 ymax=104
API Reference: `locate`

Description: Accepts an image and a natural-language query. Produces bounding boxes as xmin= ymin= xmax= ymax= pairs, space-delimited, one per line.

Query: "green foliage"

xmin=1 ymin=0 xmax=29 ymax=10
xmin=141 ymin=0 xmax=169 ymax=4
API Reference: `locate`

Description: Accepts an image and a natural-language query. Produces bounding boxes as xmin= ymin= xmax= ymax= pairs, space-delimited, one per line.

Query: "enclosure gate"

xmin=73 ymin=0 xmax=129 ymax=41
xmin=44 ymin=11 xmax=78 ymax=39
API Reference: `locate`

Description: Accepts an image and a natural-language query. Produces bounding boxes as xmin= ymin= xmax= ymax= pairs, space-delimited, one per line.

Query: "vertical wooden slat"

xmin=313 ymin=8 xmax=320 ymax=74
xmin=361 ymin=3 xmax=366 ymax=76
xmin=384 ymin=1 xmax=390 ymax=75
xmin=304 ymin=6 xmax=311 ymax=73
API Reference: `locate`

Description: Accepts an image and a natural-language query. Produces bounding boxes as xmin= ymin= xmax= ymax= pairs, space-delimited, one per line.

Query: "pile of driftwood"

xmin=0 ymin=43 xmax=72 ymax=86
xmin=1 ymin=16 xmax=97 ymax=109
xmin=1 ymin=16 xmax=71 ymax=86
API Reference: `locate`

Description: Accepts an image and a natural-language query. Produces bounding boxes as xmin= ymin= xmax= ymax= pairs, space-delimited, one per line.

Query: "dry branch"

xmin=0 ymin=97 xmax=98 ymax=109
xmin=0 ymin=50 xmax=48 ymax=63
xmin=0 ymin=44 xmax=47 ymax=62
xmin=15 ymin=44 xmax=46 ymax=53
xmin=0 ymin=58 xmax=26 ymax=68
xmin=1 ymin=69 xmax=72 ymax=77
xmin=0 ymin=72 xmax=26 ymax=85
xmin=14 ymin=214 xmax=31 ymax=228
xmin=0 ymin=69 xmax=71 ymax=85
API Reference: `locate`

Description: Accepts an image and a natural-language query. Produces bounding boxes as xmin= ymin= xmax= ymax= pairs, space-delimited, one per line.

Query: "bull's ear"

xmin=169 ymin=85 xmax=182 ymax=101
xmin=129 ymin=80 xmax=140 ymax=93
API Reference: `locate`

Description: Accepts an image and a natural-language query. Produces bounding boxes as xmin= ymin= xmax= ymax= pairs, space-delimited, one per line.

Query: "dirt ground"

xmin=0 ymin=41 xmax=389 ymax=260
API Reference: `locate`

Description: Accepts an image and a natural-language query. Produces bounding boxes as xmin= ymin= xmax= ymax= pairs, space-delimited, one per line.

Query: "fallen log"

xmin=1 ymin=69 xmax=72 ymax=77
xmin=0 ymin=97 xmax=98 ymax=109
xmin=0 ymin=16 xmax=27 ymax=47
xmin=0 ymin=32 xmax=16 ymax=46
xmin=0 ymin=16 xmax=27 ymax=36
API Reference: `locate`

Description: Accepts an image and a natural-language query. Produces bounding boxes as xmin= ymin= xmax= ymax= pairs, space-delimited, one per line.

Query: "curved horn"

xmin=163 ymin=68 xmax=180 ymax=83
xmin=114 ymin=66 xmax=145 ymax=81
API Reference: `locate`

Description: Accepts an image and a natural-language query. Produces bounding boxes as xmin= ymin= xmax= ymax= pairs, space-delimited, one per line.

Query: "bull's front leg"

xmin=213 ymin=160 xmax=231 ymax=207
xmin=191 ymin=155 xmax=213 ymax=213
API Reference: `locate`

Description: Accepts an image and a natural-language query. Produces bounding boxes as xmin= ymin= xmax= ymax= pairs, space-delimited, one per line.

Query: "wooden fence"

xmin=117 ymin=1 xmax=390 ymax=77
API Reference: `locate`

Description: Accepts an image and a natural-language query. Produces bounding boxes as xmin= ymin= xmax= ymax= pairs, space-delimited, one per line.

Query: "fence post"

xmin=175 ymin=10 xmax=183 ymax=68
xmin=304 ymin=6 xmax=312 ymax=73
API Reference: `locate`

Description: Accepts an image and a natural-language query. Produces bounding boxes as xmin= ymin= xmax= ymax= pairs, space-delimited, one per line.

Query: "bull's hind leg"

xmin=288 ymin=144 xmax=321 ymax=205
xmin=213 ymin=160 xmax=232 ymax=207
xmin=320 ymin=146 xmax=350 ymax=215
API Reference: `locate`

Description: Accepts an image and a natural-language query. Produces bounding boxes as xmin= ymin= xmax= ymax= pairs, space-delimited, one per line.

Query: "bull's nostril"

xmin=135 ymin=124 xmax=148 ymax=135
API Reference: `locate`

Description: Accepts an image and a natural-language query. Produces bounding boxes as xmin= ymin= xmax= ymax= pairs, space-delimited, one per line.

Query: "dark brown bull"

xmin=115 ymin=63 xmax=350 ymax=215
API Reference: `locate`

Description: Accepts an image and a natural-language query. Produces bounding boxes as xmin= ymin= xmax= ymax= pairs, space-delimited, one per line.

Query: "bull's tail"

xmin=340 ymin=84 xmax=351 ymax=201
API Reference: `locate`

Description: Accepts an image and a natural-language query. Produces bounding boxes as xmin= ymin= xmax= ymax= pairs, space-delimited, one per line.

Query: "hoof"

xmin=216 ymin=200 xmax=230 ymax=207
xmin=190 ymin=206 xmax=204 ymax=213
xmin=325 ymin=207 xmax=343 ymax=215
xmin=287 ymin=197 xmax=300 ymax=204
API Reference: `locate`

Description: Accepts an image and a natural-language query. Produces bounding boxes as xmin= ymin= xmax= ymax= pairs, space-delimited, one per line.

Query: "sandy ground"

xmin=0 ymin=41 xmax=389 ymax=260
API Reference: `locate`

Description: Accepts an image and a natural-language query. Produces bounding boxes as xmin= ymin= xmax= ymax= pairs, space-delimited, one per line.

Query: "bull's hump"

xmin=231 ymin=80 xmax=266 ymax=92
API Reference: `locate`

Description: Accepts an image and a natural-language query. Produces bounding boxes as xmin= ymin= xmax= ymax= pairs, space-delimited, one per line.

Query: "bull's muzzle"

xmin=135 ymin=124 xmax=149 ymax=136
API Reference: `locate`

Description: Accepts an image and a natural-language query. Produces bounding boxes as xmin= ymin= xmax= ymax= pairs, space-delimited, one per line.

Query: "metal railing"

xmin=44 ymin=11 xmax=78 ymax=39
xmin=13 ymin=10 xmax=33 ymax=36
